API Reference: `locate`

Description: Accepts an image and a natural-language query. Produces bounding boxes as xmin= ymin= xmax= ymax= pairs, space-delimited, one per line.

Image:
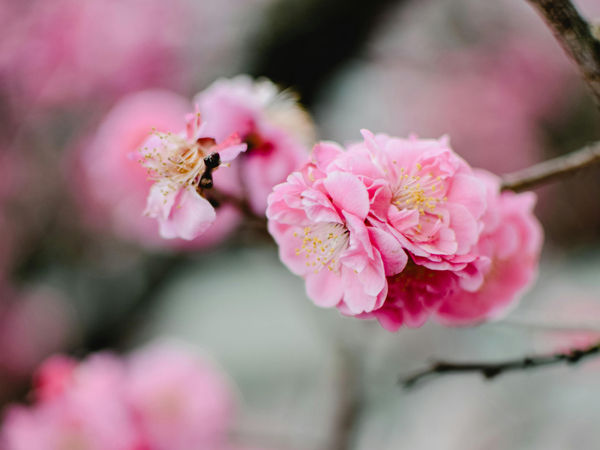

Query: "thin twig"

xmin=501 ymin=141 xmax=600 ymax=192
xmin=526 ymin=0 xmax=600 ymax=109
xmin=207 ymin=187 xmax=266 ymax=225
xmin=400 ymin=341 xmax=600 ymax=389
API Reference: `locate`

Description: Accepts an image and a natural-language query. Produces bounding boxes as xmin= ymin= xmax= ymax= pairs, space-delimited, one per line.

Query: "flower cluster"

xmin=267 ymin=130 xmax=543 ymax=331
xmin=0 ymin=341 xmax=234 ymax=450
xmin=127 ymin=75 xmax=314 ymax=242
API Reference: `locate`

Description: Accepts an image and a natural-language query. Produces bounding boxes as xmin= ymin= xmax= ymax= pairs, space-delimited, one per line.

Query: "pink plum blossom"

xmin=359 ymin=170 xmax=543 ymax=331
xmin=267 ymin=130 xmax=542 ymax=331
xmin=195 ymin=76 xmax=315 ymax=214
xmin=349 ymin=130 xmax=487 ymax=269
xmin=125 ymin=341 xmax=234 ymax=450
xmin=80 ymin=90 xmax=242 ymax=249
xmin=435 ymin=170 xmax=543 ymax=325
xmin=1 ymin=341 xmax=235 ymax=450
xmin=139 ymin=106 xmax=247 ymax=241
xmin=1 ymin=354 xmax=142 ymax=450
xmin=267 ymin=140 xmax=408 ymax=315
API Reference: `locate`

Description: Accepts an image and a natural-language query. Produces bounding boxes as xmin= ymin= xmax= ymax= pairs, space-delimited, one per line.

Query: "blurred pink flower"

xmin=436 ymin=170 xmax=543 ymax=325
xmin=390 ymin=37 xmax=574 ymax=174
xmin=0 ymin=0 xmax=189 ymax=109
xmin=139 ymin=108 xmax=247 ymax=241
xmin=1 ymin=354 xmax=141 ymax=450
xmin=125 ymin=341 xmax=234 ymax=450
xmin=1 ymin=341 xmax=235 ymax=450
xmin=195 ymin=76 xmax=315 ymax=214
xmin=80 ymin=90 xmax=242 ymax=249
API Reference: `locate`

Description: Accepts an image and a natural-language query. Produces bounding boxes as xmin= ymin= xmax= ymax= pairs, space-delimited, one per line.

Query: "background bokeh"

xmin=1 ymin=0 xmax=600 ymax=448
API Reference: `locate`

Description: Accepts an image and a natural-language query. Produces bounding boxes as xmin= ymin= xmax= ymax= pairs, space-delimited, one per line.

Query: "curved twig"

xmin=400 ymin=341 xmax=600 ymax=389
xmin=501 ymin=141 xmax=600 ymax=192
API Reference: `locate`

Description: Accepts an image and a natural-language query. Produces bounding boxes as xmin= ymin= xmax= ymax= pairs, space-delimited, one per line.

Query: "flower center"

xmin=390 ymin=164 xmax=449 ymax=234
xmin=245 ymin=132 xmax=274 ymax=154
xmin=294 ymin=222 xmax=349 ymax=273
xmin=140 ymin=131 xmax=219 ymax=194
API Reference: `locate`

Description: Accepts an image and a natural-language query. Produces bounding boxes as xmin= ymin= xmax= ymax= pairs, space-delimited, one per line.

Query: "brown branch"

xmin=501 ymin=140 xmax=600 ymax=192
xmin=526 ymin=0 xmax=600 ymax=108
xmin=400 ymin=341 xmax=600 ymax=389
xmin=206 ymin=187 xmax=266 ymax=225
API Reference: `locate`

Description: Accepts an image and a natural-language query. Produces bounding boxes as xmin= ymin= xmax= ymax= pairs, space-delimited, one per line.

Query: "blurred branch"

xmin=400 ymin=340 xmax=600 ymax=389
xmin=208 ymin=187 xmax=266 ymax=226
xmin=329 ymin=345 xmax=363 ymax=450
xmin=526 ymin=0 xmax=600 ymax=109
xmin=250 ymin=0 xmax=404 ymax=108
xmin=83 ymin=254 xmax=189 ymax=352
xmin=501 ymin=140 xmax=600 ymax=192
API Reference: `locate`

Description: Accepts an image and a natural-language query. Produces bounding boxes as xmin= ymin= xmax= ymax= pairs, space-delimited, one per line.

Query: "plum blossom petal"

xmin=323 ymin=172 xmax=370 ymax=220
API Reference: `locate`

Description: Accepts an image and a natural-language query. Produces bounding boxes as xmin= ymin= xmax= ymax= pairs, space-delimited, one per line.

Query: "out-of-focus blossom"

xmin=140 ymin=108 xmax=247 ymax=241
xmin=394 ymin=38 xmax=574 ymax=174
xmin=1 ymin=354 xmax=140 ymax=450
xmin=80 ymin=90 xmax=242 ymax=249
xmin=196 ymin=76 xmax=315 ymax=214
xmin=125 ymin=342 xmax=234 ymax=450
xmin=1 ymin=340 xmax=234 ymax=450
xmin=0 ymin=0 xmax=189 ymax=109
xmin=436 ymin=170 xmax=543 ymax=325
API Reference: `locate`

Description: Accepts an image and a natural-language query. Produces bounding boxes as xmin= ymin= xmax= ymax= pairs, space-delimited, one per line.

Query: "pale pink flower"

xmin=1 ymin=341 xmax=235 ymax=450
xmin=267 ymin=142 xmax=407 ymax=315
xmin=125 ymin=341 xmax=234 ymax=450
xmin=1 ymin=354 xmax=142 ymax=450
xmin=195 ymin=76 xmax=315 ymax=214
xmin=140 ymin=107 xmax=247 ymax=241
xmin=435 ymin=170 xmax=543 ymax=325
xmin=80 ymin=90 xmax=242 ymax=249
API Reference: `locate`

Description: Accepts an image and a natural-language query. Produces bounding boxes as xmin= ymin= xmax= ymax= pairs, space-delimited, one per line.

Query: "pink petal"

xmin=305 ymin=270 xmax=344 ymax=308
xmin=214 ymin=132 xmax=247 ymax=162
xmin=301 ymin=189 xmax=342 ymax=223
xmin=323 ymin=171 xmax=370 ymax=220
xmin=171 ymin=190 xmax=216 ymax=240
xmin=311 ymin=141 xmax=344 ymax=172
xmin=368 ymin=227 xmax=408 ymax=276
